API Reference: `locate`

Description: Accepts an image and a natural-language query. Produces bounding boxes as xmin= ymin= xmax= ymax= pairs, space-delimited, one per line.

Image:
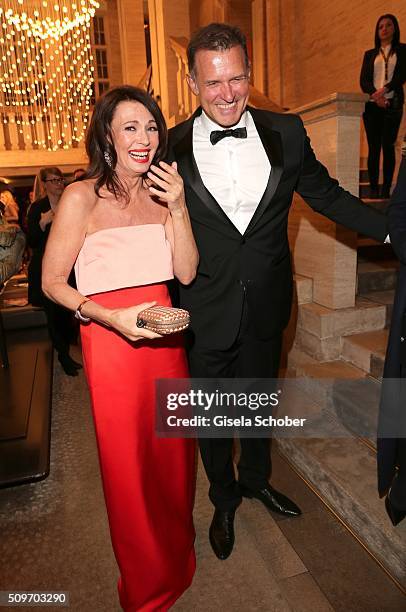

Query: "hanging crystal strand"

xmin=0 ymin=0 xmax=98 ymax=151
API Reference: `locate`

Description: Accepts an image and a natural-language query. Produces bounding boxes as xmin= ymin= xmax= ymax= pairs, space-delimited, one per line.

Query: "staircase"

xmin=281 ymin=174 xmax=406 ymax=591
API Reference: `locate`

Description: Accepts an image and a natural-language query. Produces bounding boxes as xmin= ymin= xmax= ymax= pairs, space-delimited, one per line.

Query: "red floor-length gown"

xmin=75 ymin=225 xmax=196 ymax=611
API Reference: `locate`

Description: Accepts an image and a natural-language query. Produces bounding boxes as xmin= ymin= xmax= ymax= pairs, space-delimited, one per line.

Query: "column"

xmin=148 ymin=0 xmax=190 ymax=121
xmin=251 ymin=0 xmax=266 ymax=93
xmin=288 ymin=93 xmax=369 ymax=309
xmin=117 ymin=0 xmax=147 ymax=86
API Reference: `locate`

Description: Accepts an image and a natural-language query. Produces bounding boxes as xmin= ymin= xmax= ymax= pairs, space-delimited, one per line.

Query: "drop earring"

xmin=104 ymin=151 xmax=112 ymax=167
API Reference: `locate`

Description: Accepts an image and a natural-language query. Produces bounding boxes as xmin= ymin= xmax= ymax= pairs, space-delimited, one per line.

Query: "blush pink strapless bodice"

xmin=74 ymin=224 xmax=174 ymax=296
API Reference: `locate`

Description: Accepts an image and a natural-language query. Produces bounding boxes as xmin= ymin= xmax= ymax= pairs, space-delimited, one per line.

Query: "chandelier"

xmin=0 ymin=0 xmax=99 ymax=151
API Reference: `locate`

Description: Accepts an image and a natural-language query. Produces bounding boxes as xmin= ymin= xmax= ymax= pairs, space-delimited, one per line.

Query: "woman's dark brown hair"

xmin=374 ymin=14 xmax=400 ymax=50
xmin=86 ymin=85 xmax=167 ymax=203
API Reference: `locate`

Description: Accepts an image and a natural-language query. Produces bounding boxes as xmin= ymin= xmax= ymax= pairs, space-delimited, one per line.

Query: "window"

xmin=96 ymin=49 xmax=108 ymax=79
xmin=93 ymin=16 xmax=106 ymax=46
xmin=91 ymin=15 xmax=110 ymax=103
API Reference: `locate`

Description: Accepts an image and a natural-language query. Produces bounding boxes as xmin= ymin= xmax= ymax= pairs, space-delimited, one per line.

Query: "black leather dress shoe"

xmin=209 ymin=509 xmax=235 ymax=560
xmin=69 ymin=357 xmax=83 ymax=370
xmin=240 ymin=484 xmax=302 ymax=517
xmin=58 ymin=354 xmax=79 ymax=376
xmin=385 ymin=493 xmax=406 ymax=526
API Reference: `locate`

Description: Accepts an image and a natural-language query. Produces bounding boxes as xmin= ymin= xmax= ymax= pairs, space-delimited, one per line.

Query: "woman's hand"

xmin=147 ymin=160 xmax=198 ymax=285
xmin=147 ymin=161 xmax=186 ymax=215
xmin=40 ymin=209 xmax=55 ymax=231
xmin=107 ymin=301 xmax=163 ymax=342
xmin=376 ymin=97 xmax=389 ymax=109
xmin=371 ymin=87 xmax=388 ymax=103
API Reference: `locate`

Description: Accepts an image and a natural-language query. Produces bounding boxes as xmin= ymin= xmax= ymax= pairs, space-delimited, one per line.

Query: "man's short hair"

xmin=187 ymin=22 xmax=249 ymax=76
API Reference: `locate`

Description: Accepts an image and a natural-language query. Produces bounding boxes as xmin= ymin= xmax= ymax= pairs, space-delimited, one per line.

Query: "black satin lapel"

xmin=245 ymin=120 xmax=284 ymax=234
xmin=173 ymin=121 xmax=239 ymax=228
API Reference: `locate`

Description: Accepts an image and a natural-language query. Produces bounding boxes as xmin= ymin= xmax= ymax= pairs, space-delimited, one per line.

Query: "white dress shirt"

xmin=374 ymin=45 xmax=397 ymax=99
xmin=193 ymin=110 xmax=271 ymax=234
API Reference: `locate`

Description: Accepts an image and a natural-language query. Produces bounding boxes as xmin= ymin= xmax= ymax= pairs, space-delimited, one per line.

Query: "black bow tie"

xmin=210 ymin=126 xmax=247 ymax=145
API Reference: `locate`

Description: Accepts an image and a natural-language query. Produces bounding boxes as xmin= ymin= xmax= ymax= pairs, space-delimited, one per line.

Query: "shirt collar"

xmin=381 ymin=44 xmax=392 ymax=54
xmin=199 ymin=109 xmax=249 ymax=136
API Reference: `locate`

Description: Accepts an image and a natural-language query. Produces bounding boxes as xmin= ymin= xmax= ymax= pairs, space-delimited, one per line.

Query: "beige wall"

xmin=268 ymin=1 xmax=406 ymax=109
xmin=189 ymin=0 xmax=252 ymax=40
xmin=105 ymin=0 xmax=123 ymax=88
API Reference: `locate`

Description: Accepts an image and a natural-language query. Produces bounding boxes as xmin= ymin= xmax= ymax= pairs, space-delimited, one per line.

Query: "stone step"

xmin=287 ymin=346 xmax=366 ymax=410
xmin=330 ymin=375 xmax=381 ymax=443
xmin=294 ymin=273 xmax=312 ymax=305
xmin=359 ymin=183 xmax=391 ymax=201
xmin=341 ymin=329 xmax=388 ymax=376
xmin=358 ymin=243 xmax=396 ymax=263
xmin=357 ymin=260 xmax=399 ymax=294
xmin=359 ymin=290 xmax=395 ymax=328
xmin=287 ymin=349 xmax=381 ymax=444
xmin=370 ymin=352 xmax=386 ymax=380
xmin=295 ymin=298 xmax=386 ymax=362
xmin=359 ymin=168 xmax=369 ymax=183
xmin=298 ymin=297 xmax=386 ymax=340
xmin=277 ymin=434 xmax=406 ymax=589
xmin=294 ymin=327 xmax=342 ymax=361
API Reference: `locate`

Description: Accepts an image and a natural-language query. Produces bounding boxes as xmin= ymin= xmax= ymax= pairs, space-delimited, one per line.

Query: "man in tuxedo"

xmin=168 ymin=23 xmax=388 ymax=560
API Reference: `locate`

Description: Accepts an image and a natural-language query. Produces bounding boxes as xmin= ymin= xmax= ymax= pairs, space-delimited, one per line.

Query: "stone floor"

xmin=0 ymin=350 xmax=404 ymax=612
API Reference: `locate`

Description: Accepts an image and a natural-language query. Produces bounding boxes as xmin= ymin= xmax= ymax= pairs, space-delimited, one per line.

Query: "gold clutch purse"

xmin=136 ymin=305 xmax=190 ymax=335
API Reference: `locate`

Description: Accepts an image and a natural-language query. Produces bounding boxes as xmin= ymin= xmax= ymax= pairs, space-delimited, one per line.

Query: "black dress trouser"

xmin=187 ymin=295 xmax=282 ymax=512
xmin=363 ymin=101 xmax=403 ymax=191
xmin=29 ymin=257 xmax=75 ymax=359
xmin=42 ymin=296 xmax=74 ymax=358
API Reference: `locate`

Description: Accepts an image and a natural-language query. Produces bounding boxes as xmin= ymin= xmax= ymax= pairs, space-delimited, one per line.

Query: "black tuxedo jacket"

xmin=168 ymin=106 xmax=387 ymax=350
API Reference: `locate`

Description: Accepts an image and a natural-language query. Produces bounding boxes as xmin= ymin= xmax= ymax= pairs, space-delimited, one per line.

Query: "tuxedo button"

xmin=240 ymin=237 xmax=246 ymax=245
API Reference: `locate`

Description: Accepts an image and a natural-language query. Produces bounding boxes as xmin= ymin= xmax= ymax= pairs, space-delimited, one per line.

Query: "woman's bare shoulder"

xmin=61 ymin=179 xmax=99 ymax=211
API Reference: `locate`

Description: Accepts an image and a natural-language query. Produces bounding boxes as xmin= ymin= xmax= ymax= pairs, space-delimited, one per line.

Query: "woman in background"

xmin=27 ymin=167 xmax=80 ymax=376
xmin=360 ymin=14 xmax=406 ymax=198
xmin=42 ymin=86 xmax=198 ymax=610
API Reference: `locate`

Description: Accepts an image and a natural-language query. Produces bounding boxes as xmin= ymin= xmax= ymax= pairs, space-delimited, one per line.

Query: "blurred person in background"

xmin=27 ymin=167 xmax=80 ymax=376
xmin=72 ymin=168 xmax=86 ymax=181
xmin=0 ymin=187 xmax=20 ymax=228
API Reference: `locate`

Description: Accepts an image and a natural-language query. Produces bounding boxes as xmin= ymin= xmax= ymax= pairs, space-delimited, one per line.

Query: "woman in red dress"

xmin=42 ymin=86 xmax=198 ymax=611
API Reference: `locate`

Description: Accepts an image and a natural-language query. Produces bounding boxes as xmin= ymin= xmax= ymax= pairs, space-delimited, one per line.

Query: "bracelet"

xmin=75 ymin=298 xmax=91 ymax=323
